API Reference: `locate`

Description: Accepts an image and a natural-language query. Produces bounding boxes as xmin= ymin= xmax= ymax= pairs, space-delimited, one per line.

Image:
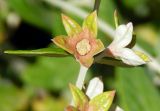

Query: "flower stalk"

xmin=76 ymin=65 xmax=88 ymax=89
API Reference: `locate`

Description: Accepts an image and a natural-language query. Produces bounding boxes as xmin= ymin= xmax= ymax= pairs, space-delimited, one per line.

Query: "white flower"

xmin=115 ymin=106 xmax=124 ymax=111
xmin=86 ymin=77 xmax=103 ymax=99
xmin=109 ymin=22 xmax=133 ymax=48
xmin=106 ymin=22 xmax=150 ymax=66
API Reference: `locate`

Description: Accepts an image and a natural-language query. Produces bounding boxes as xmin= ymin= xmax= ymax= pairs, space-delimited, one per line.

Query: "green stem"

xmin=93 ymin=0 xmax=101 ymax=14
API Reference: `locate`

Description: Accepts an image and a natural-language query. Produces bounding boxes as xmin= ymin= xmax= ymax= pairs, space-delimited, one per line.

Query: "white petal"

xmin=86 ymin=77 xmax=103 ymax=99
xmin=109 ymin=22 xmax=133 ymax=48
xmin=119 ymin=48 xmax=146 ymax=66
xmin=115 ymin=106 xmax=124 ymax=111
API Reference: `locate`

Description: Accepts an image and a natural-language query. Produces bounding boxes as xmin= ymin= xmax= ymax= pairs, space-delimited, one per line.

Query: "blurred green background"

xmin=0 ymin=0 xmax=160 ymax=111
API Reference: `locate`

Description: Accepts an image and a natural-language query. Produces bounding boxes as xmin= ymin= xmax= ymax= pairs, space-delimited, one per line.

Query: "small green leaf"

xmin=62 ymin=14 xmax=82 ymax=36
xmin=52 ymin=35 xmax=73 ymax=54
xmin=4 ymin=47 xmax=69 ymax=57
xmin=89 ymin=91 xmax=115 ymax=111
xmin=83 ymin=11 xmax=97 ymax=37
xmin=69 ymin=84 xmax=88 ymax=110
xmin=114 ymin=10 xmax=119 ymax=28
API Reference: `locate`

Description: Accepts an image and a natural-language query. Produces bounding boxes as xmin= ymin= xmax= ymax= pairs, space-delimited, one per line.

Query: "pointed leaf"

xmin=66 ymin=106 xmax=78 ymax=111
xmin=93 ymin=39 xmax=105 ymax=55
xmin=83 ymin=11 xmax=97 ymax=37
xmin=86 ymin=77 xmax=103 ymax=99
xmin=89 ymin=91 xmax=115 ymax=111
xmin=62 ymin=14 xmax=82 ymax=36
xmin=4 ymin=47 xmax=69 ymax=57
xmin=52 ymin=35 xmax=73 ymax=54
xmin=69 ymin=84 xmax=88 ymax=109
xmin=114 ymin=10 xmax=119 ymax=28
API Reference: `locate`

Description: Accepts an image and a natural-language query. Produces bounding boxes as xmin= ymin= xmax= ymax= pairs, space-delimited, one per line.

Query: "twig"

xmin=93 ymin=0 xmax=101 ymax=14
xmin=45 ymin=0 xmax=160 ymax=74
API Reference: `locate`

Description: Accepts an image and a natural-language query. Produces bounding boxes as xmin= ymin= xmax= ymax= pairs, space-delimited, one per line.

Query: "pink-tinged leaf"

xmin=69 ymin=84 xmax=88 ymax=110
xmin=82 ymin=11 xmax=97 ymax=37
xmin=93 ymin=39 xmax=105 ymax=55
xmin=86 ymin=77 xmax=103 ymax=99
xmin=79 ymin=57 xmax=94 ymax=68
xmin=66 ymin=106 xmax=78 ymax=111
xmin=89 ymin=91 xmax=115 ymax=111
xmin=62 ymin=14 xmax=82 ymax=36
xmin=109 ymin=22 xmax=133 ymax=48
xmin=52 ymin=35 xmax=73 ymax=54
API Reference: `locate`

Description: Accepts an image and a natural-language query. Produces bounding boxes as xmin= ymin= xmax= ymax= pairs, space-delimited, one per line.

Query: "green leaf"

xmin=52 ymin=11 xmax=66 ymax=35
xmin=97 ymin=0 xmax=116 ymax=45
xmin=0 ymin=80 xmax=28 ymax=111
xmin=69 ymin=84 xmax=88 ymax=110
xmin=135 ymin=24 xmax=157 ymax=56
xmin=32 ymin=95 xmax=66 ymax=111
xmin=89 ymin=91 xmax=115 ymax=111
xmin=116 ymin=67 xmax=160 ymax=111
xmin=99 ymin=0 xmax=116 ymax=27
xmin=83 ymin=11 xmax=97 ymax=37
xmin=7 ymin=0 xmax=54 ymax=32
xmin=52 ymin=36 xmax=73 ymax=54
xmin=4 ymin=47 xmax=69 ymax=57
xmin=62 ymin=14 xmax=82 ymax=36
xmin=22 ymin=57 xmax=81 ymax=91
